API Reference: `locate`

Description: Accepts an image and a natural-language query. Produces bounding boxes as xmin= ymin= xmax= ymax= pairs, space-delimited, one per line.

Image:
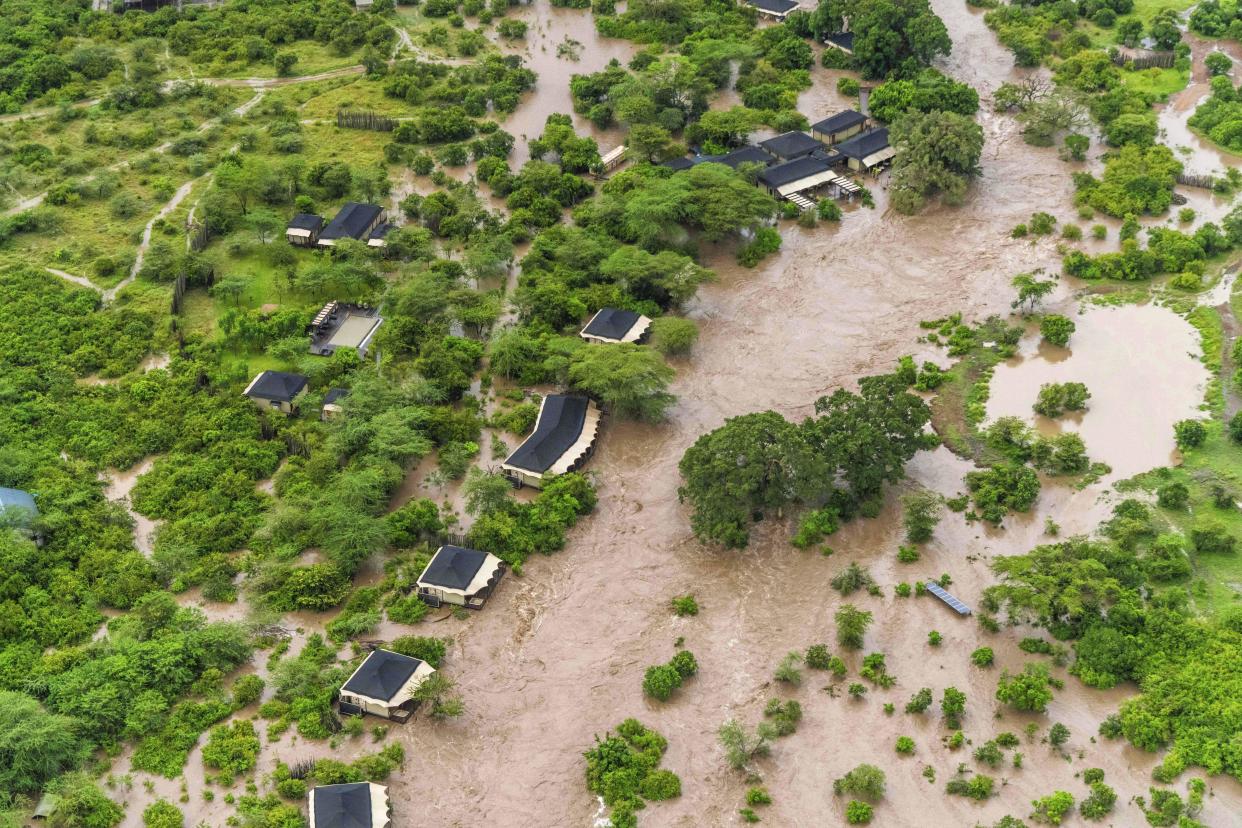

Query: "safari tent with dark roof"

xmin=318 ymin=203 xmax=385 ymax=247
xmin=501 ymin=394 xmax=602 ymax=488
xmin=835 ymin=127 xmax=895 ymax=172
xmin=338 ymin=649 xmax=436 ymax=721
xmin=309 ymin=782 xmax=391 ymax=828
xmin=759 ymin=130 xmax=822 ymax=161
xmin=242 ymin=370 xmax=309 ymax=414
xmin=416 ymin=545 xmax=507 ymax=609
xmin=580 ymin=307 xmax=652 ymax=344
xmin=811 ymin=110 xmax=868 ymax=145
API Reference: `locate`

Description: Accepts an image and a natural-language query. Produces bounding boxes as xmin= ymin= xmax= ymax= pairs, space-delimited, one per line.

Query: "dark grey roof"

xmin=826 ymin=32 xmax=855 ymax=51
xmin=583 ymin=308 xmax=642 ymax=340
xmin=505 ymin=395 xmax=589 ymax=474
xmin=323 ymin=387 xmax=348 ymax=405
xmin=288 ymin=213 xmax=324 ymax=232
xmin=246 ymin=371 xmax=308 ymax=402
xmin=747 ymin=0 xmax=798 ymax=12
xmin=343 ymin=649 xmax=423 ymax=701
xmin=835 ymin=127 xmax=890 ymax=161
xmin=312 ymin=783 xmax=374 ymax=828
xmin=662 ymin=157 xmax=695 ymax=171
xmin=758 ymin=156 xmax=833 ymax=188
xmin=0 ymin=488 xmax=36 ymax=518
xmin=421 ymin=545 xmax=489 ymax=590
xmin=321 ymin=203 xmax=383 ymax=241
xmin=719 ymin=145 xmax=774 ymax=169
xmin=811 ymin=110 xmax=867 ymax=135
xmin=759 ymin=131 xmax=821 ymax=160
xmin=368 ymin=223 xmax=394 ymax=241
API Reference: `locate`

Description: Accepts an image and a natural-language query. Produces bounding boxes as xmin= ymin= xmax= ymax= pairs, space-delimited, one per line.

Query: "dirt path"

xmin=45 ymin=267 xmax=102 ymax=294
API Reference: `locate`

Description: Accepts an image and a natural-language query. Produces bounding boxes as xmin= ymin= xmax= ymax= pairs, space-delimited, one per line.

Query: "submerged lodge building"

xmin=338 ymin=648 xmax=436 ymax=722
xmin=308 ymin=783 xmax=391 ymax=828
xmin=580 ymin=307 xmax=652 ymax=344
xmin=415 ymin=545 xmax=507 ymax=609
xmin=501 ymin=394 xmax=601 ymax=488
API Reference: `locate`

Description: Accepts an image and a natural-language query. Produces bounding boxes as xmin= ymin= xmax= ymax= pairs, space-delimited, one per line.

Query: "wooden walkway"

xmin=925 ymin=582 xmax=971 ymax=615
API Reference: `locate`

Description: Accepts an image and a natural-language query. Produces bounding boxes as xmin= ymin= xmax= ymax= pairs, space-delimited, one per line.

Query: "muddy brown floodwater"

xmin=986 ymin=302 xmax=1209 ymax=480
xmin=102 ymin=3 xmax=1242 ymax=826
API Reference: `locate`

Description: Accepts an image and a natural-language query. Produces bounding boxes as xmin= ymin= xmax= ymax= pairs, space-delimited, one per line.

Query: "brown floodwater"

xmin=102 ymin=457 xmax=160 ymax=556
xmin=986 ymin=302 xmax=1208 ymax=480
xmin=105 ymin=2 xmax=1242 ymax=825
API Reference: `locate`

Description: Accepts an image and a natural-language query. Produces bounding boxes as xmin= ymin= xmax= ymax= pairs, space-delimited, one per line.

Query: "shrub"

xmin=1012 ymin=223 xmax=1029 ymax=238
xmin=818 ymin=199 xmax=842 ymax=221
xmin=585 ymin=719 xmax=680 ymax=818
xmin=941 ymin=687 xmax=967 ymax=729
xmin=746 ymin=787 xmax=772 ymax=806
xmin=232 ymin=675 xmax=265 ymax=708
xmin=845 ymin=801 xmax=873 ymax=824
xmin=1029 ymin=212 xmax=1056 ymax=235
xmin=669 ymin=650 xmax=698 ymax=678
xmin=838 ymin=77 xmax=861 ymax=96
xmin=971 ymin=647 xmax=994 ymax=667
xmin=1156 ymin=481 xmax=1189 ymax=510
xmin=143 ymin=800 xmax=183 ymax=828
xmin=649 ymin=317 xmax=699 ymax=356
xmin=974 ymin=740 xmax=1004 ymax=767
xmin=1040 ymin=314 xmax=1075 ymax=347
xmin=833 ymin=764 xmax=885 ymax=800
xmin=643 ymin=664 xmax=683 ymax=701
xmin=762 ymin=698 xmax=802 ymax=737
xmin=201 ymin=721 xmax=260 ymax=778
xmin=388 ymin=636 xmax=448 ymax=667
xmin=831 ymin=562 xmax=876 ymax=594
xmin=1049 ymin=722 xmax=1070 ymax=748
xmin=1030 ymin=790 xmax=1075 ymax=824
xmin=774 ymin=651 xmax=803 ymax=685
xmin=638 ymin=769 xmax=681 ymax=800
xmin=805 ymin=644 xmax=833 ymax=670
xmin=718 ymin=719 xmax=770 ymax=770
xmin=1091 ymin=224 xmax=1107 ymax=239
xmin=670 ymin=594 xmax=699 ymax=616
xmin=1191 ymin=520 xmax=1235 ymax=554
xmin=996 ymin=663 xmax=1054 ymax=712
xmin=895 ymin=736 xmax=915 ymax=754
xmin=1173 ymin=419 xmax=1206 ymax=449
xmin=1062 ymin=224 xmax=1083 ymax=240
xmin=897 ymin=545 xmax=920 ymax=563
xmin=1033 ymin=382 xmax=1090 ymax=417
xmin=905 ymin=687 xmax=933 ymax=714
xmin=946 ymin=774 xmax=995 ymax=800
xmin=1080 ymin=781 xmax=1116 ymax=819
xmin=848 ymin=682 xmax=867 ymax=698
xmin=928 ymin=630 xmax=942 ymax=647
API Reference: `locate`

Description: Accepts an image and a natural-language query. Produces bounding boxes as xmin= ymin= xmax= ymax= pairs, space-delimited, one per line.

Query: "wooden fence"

xmin=1177 ymin=172 xmax=1216 ymax=189
xmin=1112 ymin=49 xmax=1175 ymax=69
xmin=187 ymin=218 xmax=209 ymax=252
xmin=336 ymin=110 xmax=397 ymax=132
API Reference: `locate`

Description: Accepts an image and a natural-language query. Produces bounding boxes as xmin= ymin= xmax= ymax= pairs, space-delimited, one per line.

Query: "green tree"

xmin=836 ymin=604 xmax=873 ymax=650
xmin=462 ymin=468 xmax=512 ymax=517
xmin=142 ymin=800 xmax=183 ymax=828
xmin=678 ymin=411 xmax=824 ymax=548
xmin=1039 ymin=314 xmax=1075 ymax=347
xmin=996 ymin=663 xmax=1054 ymax=713
xmin=833 ymin=763 xmax=886 ymax=800
xmin=0 ymin=691 xmax=87 ymax=794
xmin=889 ymin=110 xmax=984 ymax=214
xmin=568 ymin=343 xmax=675 ymax=421
xmin=902 ymin=489 xmax=941 ymax=543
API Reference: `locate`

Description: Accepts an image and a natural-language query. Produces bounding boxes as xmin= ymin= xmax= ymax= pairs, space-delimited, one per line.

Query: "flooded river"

xmin=100 ymin=3 xmax=1242 ymax=825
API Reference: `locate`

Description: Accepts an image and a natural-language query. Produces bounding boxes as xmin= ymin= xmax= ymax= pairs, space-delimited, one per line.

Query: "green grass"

xmin=1119 ymin=66 xmax=1191 ymax=100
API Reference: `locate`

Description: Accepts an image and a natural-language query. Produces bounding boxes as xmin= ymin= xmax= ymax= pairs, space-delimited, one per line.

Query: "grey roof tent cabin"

xmin=835 ymin=127 xmax=895 ymax=173
xmin=811 ymin=110 xmax=868 ymax=146
xmin=825 ymin=31 xmax=855 ymax=54
xmin=318 ymin=203 xmax=385 ymax=248
xmin=416 ymin=545 xmax=507 ymax=609
xmin=243 ymin=370 xmax=309 ymax=415
xmin=308 ymin=302 xmax=383 ymax=359
xmin=286 ymin=213 xmax=324 ymax=247
xmin=757 ymin=156 xmax=837 ymax=199
xmin=338 ymin=649 xmax=435 ymax=722
xmin=745 ymin=0 xmax=799 ymax=20
xmin=501 ymin=394 xmax=602 ymax=488
xmin=321 ymin=387 xmax=348 ymax=421
xmin=720 ymin=145 xmax=775 ymax=169
xmin=580 ymin=307 xmax=652 ymax=344
xmin=759 ymin=131 xmax=823 ymax=162
xmin=308 ymin=783 xmax=390 ymax=828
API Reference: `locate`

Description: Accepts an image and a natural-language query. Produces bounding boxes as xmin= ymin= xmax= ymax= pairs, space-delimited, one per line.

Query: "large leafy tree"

xmin=0 ymin=691 xmax=88 ymax=794
xmin=890 ymin=110 xmax=985 ymax=214
xmin=568 ymin=343 xmax=676 ymax=421
xmin=678 ymin=411 xmax=826 ymax=548
xmin=813 ymin=0 xmax=952 ymax=79
xmin=805 ymin=374 xmax=932 ymax=499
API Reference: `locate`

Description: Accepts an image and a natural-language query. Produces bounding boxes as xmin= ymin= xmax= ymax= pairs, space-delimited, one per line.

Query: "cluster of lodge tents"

xmin=658 ymin=107 xmax=894 ymax=207
xmin=286 ymin=202 xmax=392 ymax=249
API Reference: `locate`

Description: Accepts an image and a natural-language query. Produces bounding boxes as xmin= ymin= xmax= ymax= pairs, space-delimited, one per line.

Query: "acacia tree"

xmin=567 ymin=343 xmax=676 ymax=421
xmin=678 ymin=411 xmax=825 ymax=547
xmin=890 ymin=110 xmax=985 ymax=214
xmin=0 ymin=691 xmax=88 ymax=794
xmin=814 ymin=0 xmax=951 ymax=79
xmin=836 ymin=604 xmax=874 ymax=650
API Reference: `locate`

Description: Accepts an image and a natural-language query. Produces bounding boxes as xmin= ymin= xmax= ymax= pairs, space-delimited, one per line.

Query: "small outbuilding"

xmin=811 ymin=110 xmax=868 ymax=146
xmin=308 ymin=782 xmax=390 ymax=828
xmin=366 ymin=223 xmax=394 ymax=249
xmin=745 ymin=0 xmax=799 ymax=19
xmin=286 ymin=213 xmax=325 ymax=247
xmin=757 ymin=156 xmax=836 ymax=199
xmin=758 ymin=131 xmax=823 ymax=162
xmin=318 ymin=203 xmax=385 ymax=248
xmin=835 ymin=127 xmax=894 ymax=173
xmin=501 ymin=394 xmax=602 ymax=488
xmin=719 ymin=145 xmax=775 ymax=170
xmin=580 ymin=307 xmax=652 ymax=344
xmin=600 ymin=145 xmax=627 ymax=173
xmin=243 ymin=370 xmax=309 ymax=415
xmin=825 ymin=31 xmax=855 ymax=54
xmin=338 ymin=649 xmax=435 ymax=722
xmin=416 ymin=545 xmax=507 ymax=609
xmin=321 ymin=388 xmax=348 ymax=421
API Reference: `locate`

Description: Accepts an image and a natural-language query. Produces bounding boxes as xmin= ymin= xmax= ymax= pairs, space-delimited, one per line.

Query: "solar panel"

xmin=925 ymin=582 xmax=971 ymax=615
